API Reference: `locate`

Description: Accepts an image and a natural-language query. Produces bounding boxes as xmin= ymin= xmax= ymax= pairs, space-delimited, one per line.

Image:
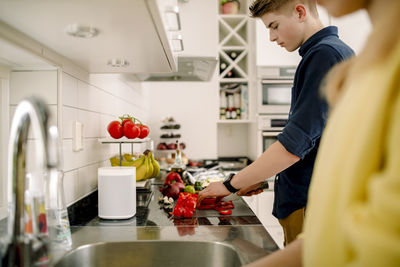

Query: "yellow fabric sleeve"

xmin=303 ymin=40 xmax=400 ymax=266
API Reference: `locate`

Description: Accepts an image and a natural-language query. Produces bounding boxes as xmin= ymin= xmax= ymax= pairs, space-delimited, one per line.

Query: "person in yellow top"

xmin=245 ymin=0 xmax=400 ymax=266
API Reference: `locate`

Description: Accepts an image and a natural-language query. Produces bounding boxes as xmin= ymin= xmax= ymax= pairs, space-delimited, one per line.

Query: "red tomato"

xmin=123 ymin=121 xmax=140 ymax=139
xmin=138 ymin=125 xmax=150 ymax=139
xmin=107 ymin=121 xmax=123 ymax=139
xmin=121 ymin=118 xmax=132 ymax=127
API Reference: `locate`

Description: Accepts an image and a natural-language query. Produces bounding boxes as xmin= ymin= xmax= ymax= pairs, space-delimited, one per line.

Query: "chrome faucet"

xmin=5 ymin=97 xmax=60 ymax=266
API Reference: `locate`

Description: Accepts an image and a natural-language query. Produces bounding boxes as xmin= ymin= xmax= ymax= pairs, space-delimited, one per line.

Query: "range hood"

xmin=134 ymin=56 xmax=218 ymax=82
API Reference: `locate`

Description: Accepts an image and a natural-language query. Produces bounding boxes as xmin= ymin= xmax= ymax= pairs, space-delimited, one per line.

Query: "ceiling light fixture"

xmin=107 ymin=59 xmax=130 ymax=68
xmin=65 ymin=24 xmax=99 ymax=38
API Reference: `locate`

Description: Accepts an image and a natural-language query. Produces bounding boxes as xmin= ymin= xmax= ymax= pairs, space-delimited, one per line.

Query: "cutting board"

xmin=195 ymin=195 xmax=255 ymax=217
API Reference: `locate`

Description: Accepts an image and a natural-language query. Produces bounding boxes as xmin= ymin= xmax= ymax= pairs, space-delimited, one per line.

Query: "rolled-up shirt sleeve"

xmin=278 ymin=46 xmax=343 ymax=159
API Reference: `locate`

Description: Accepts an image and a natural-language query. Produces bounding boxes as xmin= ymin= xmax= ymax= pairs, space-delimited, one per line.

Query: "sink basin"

xmin=54 ymin=241 xmax=242 ymax=267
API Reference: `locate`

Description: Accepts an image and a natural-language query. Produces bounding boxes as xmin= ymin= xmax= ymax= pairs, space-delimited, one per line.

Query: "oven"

xmin=257 ymin=114 xmax=289 ymax=156
xmin=257 ymin=66 xmax=295 ymax=114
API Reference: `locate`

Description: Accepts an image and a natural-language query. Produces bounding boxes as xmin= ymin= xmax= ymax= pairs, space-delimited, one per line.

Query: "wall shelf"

xmin=99 ymin=137 xmax=151 ymax=144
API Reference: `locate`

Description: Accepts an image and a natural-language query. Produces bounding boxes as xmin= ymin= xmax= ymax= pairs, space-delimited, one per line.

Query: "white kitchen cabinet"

xmin=178 ymin=0 xmax=217 ymax=57
xmin=243 ymin=191 xmax=284 ymax=248
xmin=0 ymin=0 xmax=181 ymax=74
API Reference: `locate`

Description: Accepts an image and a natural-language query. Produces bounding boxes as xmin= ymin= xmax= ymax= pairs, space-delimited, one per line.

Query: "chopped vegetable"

xmin=184 ymin=185 xmax=196 ymax=193
xmin=218 ymin=210 xmax=232 ymax=215
xmin=173 ymin=192 xmax=198 ymax=218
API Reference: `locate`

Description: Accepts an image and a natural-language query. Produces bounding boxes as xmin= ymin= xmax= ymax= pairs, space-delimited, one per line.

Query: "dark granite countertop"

xmin=84 ymin=184 xmax=262 ymax=228
xmin=2 ymin=175 xmax=280 ymax=266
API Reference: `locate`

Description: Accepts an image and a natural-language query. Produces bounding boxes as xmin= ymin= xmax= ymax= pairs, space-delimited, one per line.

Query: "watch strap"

xmin=223 ymin=173 xmax=239 ymax=193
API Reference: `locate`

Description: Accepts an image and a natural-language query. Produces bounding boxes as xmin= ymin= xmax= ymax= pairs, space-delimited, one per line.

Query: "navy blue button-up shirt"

xmin=273 ymin=26 xmax=354 ymax=219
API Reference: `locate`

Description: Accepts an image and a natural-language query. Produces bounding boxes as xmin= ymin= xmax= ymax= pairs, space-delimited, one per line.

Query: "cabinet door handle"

xmin=171 ymin=34 xmax=184 ymax=52
xmin=165 ymin=6 xmax=181 ymax=31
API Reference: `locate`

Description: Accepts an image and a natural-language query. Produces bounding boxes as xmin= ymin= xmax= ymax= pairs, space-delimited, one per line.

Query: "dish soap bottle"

xmin=45 ymin=170 xmax=72 ymax=249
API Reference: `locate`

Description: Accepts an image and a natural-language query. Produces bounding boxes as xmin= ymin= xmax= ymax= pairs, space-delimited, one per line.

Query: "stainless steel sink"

xmin=54 ymin=241 xmax=242 ymax=267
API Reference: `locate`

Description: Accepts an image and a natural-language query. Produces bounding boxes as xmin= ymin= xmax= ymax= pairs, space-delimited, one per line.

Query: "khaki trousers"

xmin=278 ymin=208 xmax=305 ymax=247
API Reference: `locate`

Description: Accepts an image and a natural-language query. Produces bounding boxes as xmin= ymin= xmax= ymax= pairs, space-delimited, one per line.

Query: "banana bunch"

xmin=109 ymin=150 xmax=160 ymax=181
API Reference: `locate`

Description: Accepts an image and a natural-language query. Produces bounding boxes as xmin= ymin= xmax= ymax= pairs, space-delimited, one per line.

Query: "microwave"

xmin=257 ymin=66 xmax=296 ymax=114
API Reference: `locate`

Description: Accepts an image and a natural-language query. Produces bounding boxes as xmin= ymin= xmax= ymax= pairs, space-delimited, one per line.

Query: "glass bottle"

xmin=170 ymin=141 xmax=186 ymax=178
xmin=26 ymin=172 xmax=51 ymax=266
xmin=45 ymin=170 xmax=72 ymax=249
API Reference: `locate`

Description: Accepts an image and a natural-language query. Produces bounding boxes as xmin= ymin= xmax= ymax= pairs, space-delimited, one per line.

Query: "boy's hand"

xmin=237 ymin=182 xmax=266 ymax=196
xmin=197 ymin=181 xmax=230 ymax=205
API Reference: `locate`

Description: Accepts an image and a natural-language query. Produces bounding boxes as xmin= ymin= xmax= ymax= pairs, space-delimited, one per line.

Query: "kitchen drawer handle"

xmin=172 ymin=34 xmax=184 ymax=52
xmin=165 ymin=6 xmax=181 ymax=31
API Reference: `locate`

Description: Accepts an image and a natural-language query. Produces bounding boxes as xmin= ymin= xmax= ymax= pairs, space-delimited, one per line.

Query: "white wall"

xmin=330 ymin=10 xmax=371 ymax=54
xmin=7 ymin=68 xmax=150 ymax=207
xmin=143 ymin=78 xmax=219 ymax=160
xmin=217 ymin=123 xmax=249 ymax=157
xmin=61 ymin=72 xmax=150 ymax=205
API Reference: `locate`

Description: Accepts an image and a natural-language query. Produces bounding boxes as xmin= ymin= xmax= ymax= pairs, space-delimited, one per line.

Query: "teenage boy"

xmin=198 ymin=0 xmax=354 ymax=246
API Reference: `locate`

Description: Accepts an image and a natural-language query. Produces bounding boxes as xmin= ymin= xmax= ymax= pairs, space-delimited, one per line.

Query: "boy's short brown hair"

xmin=249 ymin=0 xmax=318 ymax=18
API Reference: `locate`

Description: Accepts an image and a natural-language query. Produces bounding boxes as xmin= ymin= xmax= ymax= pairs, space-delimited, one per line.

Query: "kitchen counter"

xmin=52 ymin=179 xmax=280 ymax=266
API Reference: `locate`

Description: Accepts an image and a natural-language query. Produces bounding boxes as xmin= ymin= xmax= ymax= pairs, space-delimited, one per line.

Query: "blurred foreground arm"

xmin=245 ymin=238 xmax=302 ymax=267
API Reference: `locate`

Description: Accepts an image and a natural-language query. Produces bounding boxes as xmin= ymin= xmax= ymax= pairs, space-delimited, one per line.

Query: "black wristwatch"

xmin=223 ymin=173 xmax=239 ymax=193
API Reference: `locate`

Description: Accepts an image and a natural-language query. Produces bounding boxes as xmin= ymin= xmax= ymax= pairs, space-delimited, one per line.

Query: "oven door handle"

xmin=261 ymin=79 xmax=293 ymax=84
xmin=262 ymin=132 xmax=281 ymax=137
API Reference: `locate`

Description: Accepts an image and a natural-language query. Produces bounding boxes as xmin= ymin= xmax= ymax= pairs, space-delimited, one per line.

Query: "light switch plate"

xmin=73 ymin=121 xmax=84 ymax=151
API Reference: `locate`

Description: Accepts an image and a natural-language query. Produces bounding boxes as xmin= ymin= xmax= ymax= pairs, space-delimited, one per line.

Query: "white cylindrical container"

xmin=98 ymin=167 xmax=136 ymax=219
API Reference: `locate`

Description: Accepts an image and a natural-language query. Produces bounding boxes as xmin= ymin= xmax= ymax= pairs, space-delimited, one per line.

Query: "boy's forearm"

xmin=231 ymin=141 xmax=300 ymax=189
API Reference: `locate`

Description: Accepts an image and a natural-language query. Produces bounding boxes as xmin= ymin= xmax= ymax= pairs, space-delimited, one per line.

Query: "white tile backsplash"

xmin=62 ymin=73 xmax=78 ymax=107
xmin=78 ymin=109 xmax=100 ymax=138
xmin=61 ymin=71 xmax=149 ymax=204
xmin=77 ymin=163 xmax=99 ymax=197
xmin=10 ymin=71 xmax=57 ymax=105
xmin=62 ymin=106 xmax=78 ymax=139
xmin=63 ymin=170 xmax=79 ymax=206
xmin=8 ymin=67 xmax=149 ymax=206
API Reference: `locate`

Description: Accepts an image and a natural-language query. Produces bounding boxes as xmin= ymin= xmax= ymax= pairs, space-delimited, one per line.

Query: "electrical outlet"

xmin=73 ymin=121 xmax=84 ymax=151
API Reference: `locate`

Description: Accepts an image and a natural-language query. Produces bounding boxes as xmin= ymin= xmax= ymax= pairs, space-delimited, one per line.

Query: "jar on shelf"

xmin=221 ymin=0 xmax=240 ymax=15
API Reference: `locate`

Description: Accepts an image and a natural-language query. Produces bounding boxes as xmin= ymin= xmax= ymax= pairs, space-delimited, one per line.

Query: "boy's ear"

xmin=294 ymin=4 xmax=307 ymax=22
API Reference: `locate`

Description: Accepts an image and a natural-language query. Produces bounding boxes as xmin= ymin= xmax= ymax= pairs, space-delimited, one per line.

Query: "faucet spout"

xmin=5 ymin=97 xmax=60 ymax=266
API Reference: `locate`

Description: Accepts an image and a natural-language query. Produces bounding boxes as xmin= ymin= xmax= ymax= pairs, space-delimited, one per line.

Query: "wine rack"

xmin=218 ymin=6 xmax=250 ymax=122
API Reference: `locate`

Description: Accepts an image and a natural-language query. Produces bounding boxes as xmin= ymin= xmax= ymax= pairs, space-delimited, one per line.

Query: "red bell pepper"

xmin=164 ymin=172 xmax=183 ymax=185
xmin=197 ymin=198 xmax=235 ymax=211
xmin=173 ymin=192 xmax=198 ymax=218
xmin=214 ymin=205 xmax=234 ymax=211
xmin=218 ymin=210 xmax=232 ymax=215
xmin=200 ymin=198 xmax=217 ymax=205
